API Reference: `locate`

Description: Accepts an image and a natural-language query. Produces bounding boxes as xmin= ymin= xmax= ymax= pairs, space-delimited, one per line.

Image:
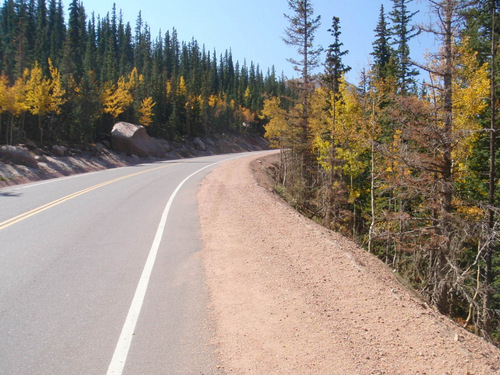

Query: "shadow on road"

xmin=0 ymin=191 xmax=21 ymax=197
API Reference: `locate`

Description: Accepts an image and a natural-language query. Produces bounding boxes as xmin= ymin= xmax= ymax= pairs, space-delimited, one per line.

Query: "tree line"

xmin=263 ymin=0 xmax=499 ymax=343
xmin=0 ymin=0 xmax=291 ymax=145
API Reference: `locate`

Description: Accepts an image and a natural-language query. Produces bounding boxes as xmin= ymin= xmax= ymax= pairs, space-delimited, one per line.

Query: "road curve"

xmin=0 ymin=152 xmax=258 ymax=375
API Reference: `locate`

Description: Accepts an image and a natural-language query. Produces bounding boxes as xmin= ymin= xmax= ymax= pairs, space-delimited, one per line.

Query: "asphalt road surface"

xmin=0 ymin=153 xmax=253 ymax=374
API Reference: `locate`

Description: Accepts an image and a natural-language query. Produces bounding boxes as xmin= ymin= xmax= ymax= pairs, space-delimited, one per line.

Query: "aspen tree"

xmin=3 ymin=77 xmax=27 ymax=144
xmin=101 ymin=75 xmax=133 ymax=121
xmin=138 ymin=96 xmax=155 ymax=126
xmin=25 ymin=59 xmax=65 ymax=143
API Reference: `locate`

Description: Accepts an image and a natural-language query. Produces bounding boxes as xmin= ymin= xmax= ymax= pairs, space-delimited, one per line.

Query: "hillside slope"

xmin=199 ymin=152 xmax=500 ymax=375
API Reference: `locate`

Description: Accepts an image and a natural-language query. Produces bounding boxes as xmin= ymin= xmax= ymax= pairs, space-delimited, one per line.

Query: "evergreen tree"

xmin=389 ymin=0 xmax=420 ymax=93
xmin=371 ymin=5 xmax=395 ymax=80
xmin=283 ymin=0 xmax=322 ymax=159
xmin=323 ymin=17 xmax=350 ymax=96
xmin=83 ymin=14 xmax=96 ymax=74
xmin=0 ymin=0 xmax=17 ymax=79
xmin=34 ymin=0 xmax=48 ymax=71
xmin=61 ymin=0 xmax=86 ymax=82
xmin=47 ymin=0 xmax=65 ymax=67
xmin=321 ymin=16 xmax=350 ymax=227
xmin=13 ymin=0 xmax=33 ymax=77
xmin=117 ymin=16 xmax=133 ymax=77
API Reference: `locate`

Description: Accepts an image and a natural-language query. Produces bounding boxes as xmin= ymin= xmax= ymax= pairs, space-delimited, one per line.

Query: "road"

xmin=0 ymin=153 xmax=250 ymax=375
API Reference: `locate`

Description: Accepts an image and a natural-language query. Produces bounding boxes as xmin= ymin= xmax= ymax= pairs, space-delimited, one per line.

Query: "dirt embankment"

xmin=199 ymin=152 xmax=500 ymax=375
xmin=0 ymin=134 xmax=268 ymax=188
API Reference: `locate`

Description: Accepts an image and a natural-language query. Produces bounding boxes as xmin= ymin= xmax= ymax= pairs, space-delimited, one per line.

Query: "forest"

xmin=0 ymin=0 xmax=498 ymax=346
xmin=262 ymin=0 xmax=499 ymax=343
xmin=0 ymin=0 xmax=290 ymax=146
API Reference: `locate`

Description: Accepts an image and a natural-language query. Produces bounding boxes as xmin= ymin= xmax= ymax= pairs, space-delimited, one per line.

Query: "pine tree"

xmin=371 ymin=5 xmax=395 ymax=80
xmin=83 ymin=14 xmax=96 ymax=74
xmin=321 ymin=16 xmax=351 ymax=228
xmin=47 ymin=0 xmax=66 ymax=67
xmin=323 ymin=17 xmax=350 ymax=97
xmin=283 ymin=0 xmax=322 ymax=163
xmin=389 ymin=0 xmax=420 ymax=93
xmin=13 ymin=0 xmax=33 ymax=77
xmin=34 ymin=0 xmax=48 ymax=71
xmin=0 ymin=0 xmax=17 ymax=79
xmin=61 ymin=0 xmax=86 ymax=82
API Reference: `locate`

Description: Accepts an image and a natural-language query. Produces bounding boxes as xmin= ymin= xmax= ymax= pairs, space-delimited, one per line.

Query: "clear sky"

xmin=78 ymin=0 xmax=436 ymax=83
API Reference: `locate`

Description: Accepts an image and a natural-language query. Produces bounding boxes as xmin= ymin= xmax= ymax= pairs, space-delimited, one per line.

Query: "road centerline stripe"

xmin=106 ymin=159 xmax=227 ymax=375
xmin=0 ymin=165 xmax=174 ymax=231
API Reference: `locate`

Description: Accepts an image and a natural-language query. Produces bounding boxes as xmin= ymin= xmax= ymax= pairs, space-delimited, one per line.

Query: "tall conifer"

xmin=389 ymin=0 xmax=420 ymax=93
xmin=283 ymin=0 xmax=321 ymax=160
xmin=371 ymin=5 xmax=395 ymax=80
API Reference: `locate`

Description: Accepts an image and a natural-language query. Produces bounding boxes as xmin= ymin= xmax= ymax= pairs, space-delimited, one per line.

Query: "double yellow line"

xmin=0 ymin=164 xmax=173 ymax=231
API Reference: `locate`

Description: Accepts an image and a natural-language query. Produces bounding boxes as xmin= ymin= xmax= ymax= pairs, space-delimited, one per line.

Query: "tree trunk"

xmin=324 ymin=91 xmax=338 ymax=228
xmin=483 ymin=0 xmax=497 ymax=333
xmin=432 ymin=0 xmax=455 ymax=314
xmin=38 ymin=115 xmax=44 ymax=144
xmin=9 ymin=114 xmax=14 ymax=145
xmin=369 ymin=140 xmax=376 ymax=253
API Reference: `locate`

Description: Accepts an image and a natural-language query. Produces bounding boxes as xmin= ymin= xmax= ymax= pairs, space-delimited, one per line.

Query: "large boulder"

xmin=0 ymin=145 xmax=38 ymax=168
xmin=111 ymin=122 xmax=168 ymax=157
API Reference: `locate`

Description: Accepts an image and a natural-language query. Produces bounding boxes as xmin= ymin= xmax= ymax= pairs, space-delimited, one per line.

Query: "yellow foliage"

xmin=452 ymin=40 xmax=490 ymax=162
xmin=312 ymin=134 xmax=331 ymax=171
xmin=208 ymin=94 xmax=219 ymax=108
xmin=239 ymin=106 xmax=254 ymax=123
xmin=126 ymin=67 xmax=143 ymax=91
xmin=102 ymin=76 xmax=133 ymax=119
xmin=178 ymin=76 xmax=187 ymax=96
xmin=261 ymin=96 xmax=294 ymax=148
xmin=243 ymin=86 xmax=251 ymax=100
xmin=25 ymin=62 xmax=53 ymax=117
xmin=138 ymin=96 xmax=156 ymax=126
xmin=0 ymin=75 xmax=9 ymax=112
xmin=48 ymin=58 xmax=66 ymax=114
xmin=4 ymin=77 xmax=27 ymax=116
xmin=316 ymin=76 xmax=369 ymax=178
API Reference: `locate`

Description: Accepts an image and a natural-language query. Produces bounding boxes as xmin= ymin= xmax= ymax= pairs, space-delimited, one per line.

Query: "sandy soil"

xmin=199 ymin=152 xmax=500 ymax=375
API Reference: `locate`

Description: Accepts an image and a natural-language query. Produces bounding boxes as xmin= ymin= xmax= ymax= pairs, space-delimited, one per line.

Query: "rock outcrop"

xmin=0 ymin=145 xmax=38 ymax=168
xmin=194 ymin=137 xmax=206 ymax=151
xmin=110 ymin=122 xmax=168 ymax=157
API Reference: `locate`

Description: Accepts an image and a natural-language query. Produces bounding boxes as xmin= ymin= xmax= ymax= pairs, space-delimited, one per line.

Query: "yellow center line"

xmin=0 ymin=164 xmax=177 ymax=231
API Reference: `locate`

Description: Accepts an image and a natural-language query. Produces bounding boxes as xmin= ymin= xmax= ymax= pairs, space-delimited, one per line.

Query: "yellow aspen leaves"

xmin=25 ymin=62 xmax=53 ymax=118
xmin=138 ymin=96 xmax=156 ymax=126
xmin=452 ymin=40 xmax=490 ymax=166
xmin=261 ymin=96 xmax=293 ymax=148
xmin=126 ymin=67 xmax=144 ymax=91
xmin=178 ymin=76 xmax=187 ymax=96
xmin=102 ymin=76 xmax=133 ymax=120
xmin=0 ymin=75 xmax=9 ymax=114
xmin=48 ymin=58 xmax=66 ymax=114
xmin=4 ymin=77 xmax=27 ymax=117
xmin=208 ymin=94 xmax=218 ymax=108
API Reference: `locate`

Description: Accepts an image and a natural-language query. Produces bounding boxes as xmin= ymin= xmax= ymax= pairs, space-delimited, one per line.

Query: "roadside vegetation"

xmin=261 ymin=0 xmax=499 ymax=344
xmin=0 ymin=0 xmax=498 ymax=347
xmin=0 ymin=0 xmax=292 ymax=146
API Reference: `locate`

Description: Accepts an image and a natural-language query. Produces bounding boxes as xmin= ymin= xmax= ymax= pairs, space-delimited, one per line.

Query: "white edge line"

xmin=106 ymin=157 xmax=234 ymax=375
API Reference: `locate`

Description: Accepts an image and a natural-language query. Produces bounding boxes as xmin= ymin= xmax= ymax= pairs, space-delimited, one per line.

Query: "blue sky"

xmin=79 ymin=0 xmax=437 ymax=83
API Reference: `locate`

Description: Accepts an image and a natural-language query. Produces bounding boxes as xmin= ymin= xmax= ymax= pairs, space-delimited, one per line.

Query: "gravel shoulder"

xmin=199 ymin=152 xmax=500 ymax=375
